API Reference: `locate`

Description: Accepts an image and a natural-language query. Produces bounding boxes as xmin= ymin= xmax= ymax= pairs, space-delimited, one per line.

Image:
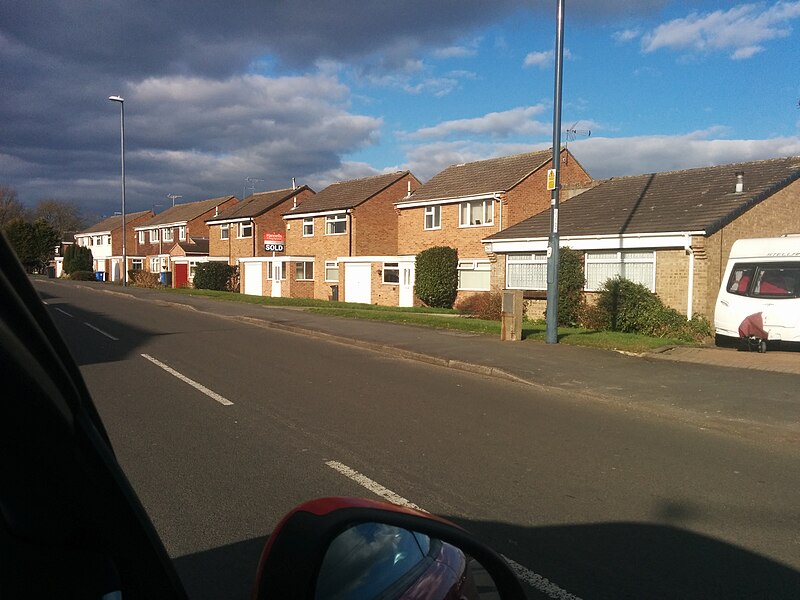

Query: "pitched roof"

xmin=77 ymin=210 xmax=153 ymax=234
xmin=283 ymin=172 xmax=412 ymax=216
xmin=486 ymin=156 xmax=800 ymax=241
xmin=399 ymin=150 xmax=556 ymax=204
xmin=175 ymin=237 xmax=209 ymax=254
xmin=210 ymin=186 xmax=312 ymax=222
xmin=139 ymin=196 xmax=237 ymax=227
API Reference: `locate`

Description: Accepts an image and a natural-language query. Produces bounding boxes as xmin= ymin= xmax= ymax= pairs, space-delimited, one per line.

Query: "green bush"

xmin=587 ymin=277 xmax=711 ymax=341
xmin=69 ymin=270 xmax=97 ymax=281
xmin=456 ymin=292 xmax=502 ymax=320
xmin=193 ymin=262 xmax=237 ymax=291
xmin=558 ymin=247 xmax=585 ymax=327
xmin=415 ymin=246 xmax=458 ymax=308
xmin=63 ymin=244 xmax=93 ymax=274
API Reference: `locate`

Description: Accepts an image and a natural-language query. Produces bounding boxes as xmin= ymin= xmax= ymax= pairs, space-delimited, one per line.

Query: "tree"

xmin=415 ymin=246 xmax=459 ymax=308
xmin=32 ymin=199 xmax=87 ymax=239
xmin=0 ymin=185 xmax=27 ymax=228
xmin=63 ymin=244 xmax=94 ymax=274
xmin=557 ymin=247 xmax=586 ymax=327
xmin=4 ymin=218 xmax=60 ymax=273
xmin=193 ymin=262 xmax=237 ymax=291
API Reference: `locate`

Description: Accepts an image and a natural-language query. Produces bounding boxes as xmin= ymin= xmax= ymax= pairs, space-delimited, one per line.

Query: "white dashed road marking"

xmin=84 ymin=322 xmax=118 ymax=340
xmin=141 ymin=353 xmax=234 ymax=406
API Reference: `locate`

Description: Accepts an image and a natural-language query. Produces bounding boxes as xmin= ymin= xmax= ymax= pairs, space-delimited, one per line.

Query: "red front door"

xmin=174 ymin=263 xmax=188 ymax=288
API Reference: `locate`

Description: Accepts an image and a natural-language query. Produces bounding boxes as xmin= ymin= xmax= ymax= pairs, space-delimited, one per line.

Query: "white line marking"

xmin=325 ymin=460 xmax=583 ymax=600
xmin=84 ymin=322 xmax=118 ymax=340
xmin=55 ymin=307 xmax=73 ymax=317
xmin=324 ymin=460 xmax=427 ymax=512
xmin=140 ymin=353 xmax=234 ymax=406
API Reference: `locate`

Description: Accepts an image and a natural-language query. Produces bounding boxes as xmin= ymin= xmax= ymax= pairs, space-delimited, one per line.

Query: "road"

xmin=37 ymin=280 xmax=800 ymax=600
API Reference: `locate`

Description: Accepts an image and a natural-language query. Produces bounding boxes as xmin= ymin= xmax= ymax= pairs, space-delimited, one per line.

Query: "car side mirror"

xmin=252 ymin=497 xmax=525 ymax=600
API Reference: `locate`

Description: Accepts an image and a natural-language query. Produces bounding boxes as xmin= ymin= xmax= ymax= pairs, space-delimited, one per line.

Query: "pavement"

xmin=65 ymin=281 xmax=800 ymax=445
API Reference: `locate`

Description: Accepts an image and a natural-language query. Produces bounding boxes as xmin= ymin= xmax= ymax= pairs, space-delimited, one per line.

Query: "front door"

xmin=174 ymin=263 xmax=188 ymax=289
xmin=399 ymin=262 xmax=414 ymax=307
xmin=271 ymin=260 xmax=282 ymax=298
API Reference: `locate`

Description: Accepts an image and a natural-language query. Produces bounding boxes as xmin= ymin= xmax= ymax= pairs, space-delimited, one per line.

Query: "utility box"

xmin=501 ymin=289 xmax=523 ymax=341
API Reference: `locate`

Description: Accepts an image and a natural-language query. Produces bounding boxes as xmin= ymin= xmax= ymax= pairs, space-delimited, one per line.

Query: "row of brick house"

xmin=72 ymin=150 xmax=800 ymax=320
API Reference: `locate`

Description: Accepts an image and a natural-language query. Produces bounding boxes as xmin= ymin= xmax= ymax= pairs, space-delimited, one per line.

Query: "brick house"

xmin=134 ymin=196 xmax=237 ymax=280
xmin=206 ymin=185 xmax=314 ymax=265
xmin=483 ymin=156 xmax=800 ymax=319
xmin=395 ymin=149 xmax=592 ymax=304
xmin=167 ymin=237 xmax=231 ymax=288
xmin=73 ymin=209 xmax=154 ymax=281
xmin=240 ymin=171 xmax=420 ymax=301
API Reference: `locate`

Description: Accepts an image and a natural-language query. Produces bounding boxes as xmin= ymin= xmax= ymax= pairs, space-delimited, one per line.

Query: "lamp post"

xmin=108 ymin=95 xmax=127 ymax=286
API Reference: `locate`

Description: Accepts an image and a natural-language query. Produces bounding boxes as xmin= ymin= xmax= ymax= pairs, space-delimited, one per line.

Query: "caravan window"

xmin=726 ymin=264 xmax=755 ymax=296
xmin=726 ymin=263 xmax=800 ymax=298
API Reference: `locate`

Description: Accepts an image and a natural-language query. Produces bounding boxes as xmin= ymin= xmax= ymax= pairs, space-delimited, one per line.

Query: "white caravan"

xmin=714 ymin=236 xmax=800 ymax=345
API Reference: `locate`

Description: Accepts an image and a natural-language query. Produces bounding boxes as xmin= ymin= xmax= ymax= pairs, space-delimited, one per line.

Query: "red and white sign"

xmin=263 ymin=232 xmax=284 ymax=243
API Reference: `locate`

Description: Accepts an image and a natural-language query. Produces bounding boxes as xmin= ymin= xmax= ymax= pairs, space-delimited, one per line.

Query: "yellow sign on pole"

xmin=546 ymin=168 xmax=556 ymax=190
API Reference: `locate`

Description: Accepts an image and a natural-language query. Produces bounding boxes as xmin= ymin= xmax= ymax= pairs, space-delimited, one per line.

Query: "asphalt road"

xmin=37 ymin=280 xmax=800 ymax=600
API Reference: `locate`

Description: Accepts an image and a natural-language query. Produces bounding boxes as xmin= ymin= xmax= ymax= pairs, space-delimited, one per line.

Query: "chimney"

xmin=735 ymin=171 xmax=744 ymax=193
xmin=407 ymin=180 xmax=411 ymax=195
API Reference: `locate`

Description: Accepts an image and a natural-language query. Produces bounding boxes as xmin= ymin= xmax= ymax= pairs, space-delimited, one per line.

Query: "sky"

xmin=2 ymin=1 xmax=799 ymax=219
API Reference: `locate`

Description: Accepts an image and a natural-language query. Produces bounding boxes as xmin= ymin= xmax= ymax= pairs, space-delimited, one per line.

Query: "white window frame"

xmin=382 ymin=262 xmax=400 ymax=284
xmin=457 ymin=260 xmax=491 ymax=291
xmin=238 ymin=221 xmax=253 ymax=239
xmin=295 ymin=261 xmax=314 ymax=281
xmin=220 ymin=223 xmax=229 ymax=240
xmin=325 ymin=261 xmax=339 ymax=282
xmin=138 ymin=231 xmax=145 ymax=244
xmin=325 ymin=213 xmax=347 ymax=235
xmin=302 ymin=218 xmax=314 ymax=237
xmin=584 ymin=250 xmax=656 ymax=292
xmin=459 ymin=199 xmax=494 ymax=227
xmin=131 ymin=258 xmax=143 ymax=271
xmin=149 ymin=257 xmax=160 ymax=272
xmin=424 ymin=205 xmax=441 ymax=230
xmin=178 ymin=226 xmax=186 ymax=241
xmin=162 ymin=228 xmax=174 ymax=243
xmin=506 ymin=253 xmax=548 ymax=290
xmin=149 ymin=229 xmax=159 ymax=243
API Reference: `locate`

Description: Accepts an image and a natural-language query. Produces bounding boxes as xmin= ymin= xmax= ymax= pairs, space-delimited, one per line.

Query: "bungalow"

xmin=483 ymin=156 xmax=800 ymax=319
xmin=395 ymin=149 xmax=592 ymax=304
xmin=134 ymin=195 xmax=238 ymax=281
xmin=74 ymin=209 xmax=154 ymax=281
xmin=239 ymin=171 xmax=420 ymax=302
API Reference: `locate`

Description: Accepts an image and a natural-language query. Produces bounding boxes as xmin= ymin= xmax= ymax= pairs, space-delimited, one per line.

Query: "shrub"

xmin=129 ymin=270 xmax=161 ymax=288
xmin=69 ymin=270 xmax=96 ymax=281
xmin=63 ymin=244 xmax=93 ymax=274
xmin=456 ymin=292 xmax=502 ymax=320
xmin=415 ymin=246 xmax=458 ymax=308
xmin=558 ymin=247 xmax=585 ymax=327
xmin=193 ymin=262 xmax=237 ymax=291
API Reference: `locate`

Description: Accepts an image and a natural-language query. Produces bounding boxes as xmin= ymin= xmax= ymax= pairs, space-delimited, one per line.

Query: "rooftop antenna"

xmin=563 ymin=121 xmax=591 ymax=164
xmin=243 ymin=177 xmax=264 ymax=199
xmin=166 ymin=193 xmax=182 ymax=207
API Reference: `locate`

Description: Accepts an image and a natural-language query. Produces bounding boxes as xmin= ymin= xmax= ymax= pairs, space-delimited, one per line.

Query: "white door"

xmin=243 ymin=262 xmax=263 ymax=296
xmin=271 ymin=260 xmax=282 ymax=298
xmin=344 ymin=263 xmax=371 ymax=304
xmin=399 ymin=262 xmax=414 ymax=307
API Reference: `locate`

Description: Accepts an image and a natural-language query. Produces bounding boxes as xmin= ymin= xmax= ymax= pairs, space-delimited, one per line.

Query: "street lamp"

xmin=108 ymin=95 xmax=127 ymax=286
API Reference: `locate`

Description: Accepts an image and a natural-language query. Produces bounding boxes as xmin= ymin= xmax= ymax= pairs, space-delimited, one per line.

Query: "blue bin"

xmin=95 ymin=272 xmax=103 ymax=281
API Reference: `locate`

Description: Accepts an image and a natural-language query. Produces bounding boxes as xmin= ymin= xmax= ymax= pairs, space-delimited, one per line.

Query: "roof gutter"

xmin=395 ymin=191 xmax=503 ymax=209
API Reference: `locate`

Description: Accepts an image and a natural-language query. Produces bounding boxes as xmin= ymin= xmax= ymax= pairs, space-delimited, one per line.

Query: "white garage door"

xmin=243 ymin=262 xmax=263 ymax=296
xmin=344 ymin=263 xmax=371 ymax=304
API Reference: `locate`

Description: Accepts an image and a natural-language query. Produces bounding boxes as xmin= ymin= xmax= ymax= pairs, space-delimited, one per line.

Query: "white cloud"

xmin=642 ymin=2 xmax=800 ymax=59
xmin=432 ymin=39 xmax=481 ymax=59
xmin=408 ymin=105 xmax=550 ymax=140
xmin=613 ymin=28 xmax=641 ymax=43
xmin=523 ymin=48 xmax=573 ymax=68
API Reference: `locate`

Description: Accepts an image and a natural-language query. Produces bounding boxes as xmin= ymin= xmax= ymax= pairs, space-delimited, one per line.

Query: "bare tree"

xmin=32 ymin=198 xmax=87 ymax=239
xmin=0 ymin=185 xmax=27 ymax=229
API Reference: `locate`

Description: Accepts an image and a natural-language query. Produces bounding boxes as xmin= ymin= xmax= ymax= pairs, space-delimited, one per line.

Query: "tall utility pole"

xmin=108 ymin=95 xmax=126 ymax=286
xmin=545 ymin=0 xmax=566 ymax=344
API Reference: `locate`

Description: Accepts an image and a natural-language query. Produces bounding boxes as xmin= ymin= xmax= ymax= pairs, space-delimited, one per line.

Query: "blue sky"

xmin=2 ymin=1 xmax=799 ymax=218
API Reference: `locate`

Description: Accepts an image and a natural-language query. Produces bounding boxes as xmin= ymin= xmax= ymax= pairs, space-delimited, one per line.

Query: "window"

xmin=162 ymin=228 xmax=173 ymax=243
xmin=150 ymin=257 xmax=160 ymax=272
xmin=238 ymin=222 xmax=253 ymax=238
xmin=506 ymin=253 xmax=548 ymax=289
xmin=178 ymin=226 xmax=186 ymax=241
xmin=131 ymin=258 xmax=143 ymax=271
xmin=382 ymin=262 xmax=400 ymax=284
xmin=424 ymin=206 xmax=441 ymax=230
xmin=87 ymin=237 xmax=93 ymax=246
xmin=750 ymin=265 xmax=800 ymax=298
xmin=138 ymin=231 xmax=145 ymax=244
xmin=220 ymin=224 xmax=229 ymax=240
xmin=295 ymin=261 xmax=314 ymax=281
xmin=726 ymin=264 xmax=755 ymax=296
xmin=457 ymin=260 xmax=491 ymax=291
xmin=303 ymin=218 xmax=314 ymax=237
xmin=325 ymin=261 xmax=339 ymax=282
xmin=325 ymin=213 xmax=347 ymax=235
xmin=585 ymin=251 xmax=655 ymax=291
xmin=149 ymin=229 xmax=159 ymax=243
xmin=459 ymin=199 xmax=494 ymax=227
